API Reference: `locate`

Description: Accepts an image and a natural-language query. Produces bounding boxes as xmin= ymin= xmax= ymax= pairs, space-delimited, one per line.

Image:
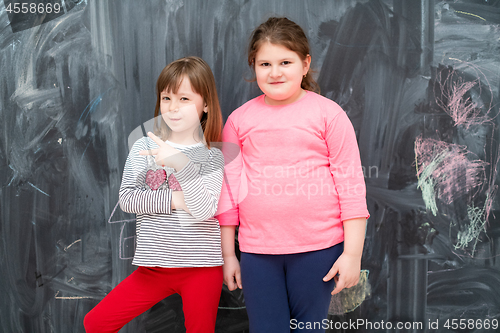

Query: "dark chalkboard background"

xmin=1 ymin=0 xmax=499 ymax=332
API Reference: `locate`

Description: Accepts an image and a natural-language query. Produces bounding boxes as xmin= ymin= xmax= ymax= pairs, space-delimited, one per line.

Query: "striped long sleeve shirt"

xmin=119 ymin=137 xmax=224 ymax=267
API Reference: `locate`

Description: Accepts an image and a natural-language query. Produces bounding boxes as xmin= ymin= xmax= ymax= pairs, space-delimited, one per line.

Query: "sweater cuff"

xmin=159 ymin=188 xmax=173 ymax=215
xmin=216 ymin=209 xmax=240 ymax=226
xmin=341 ymin=211 xmax=370 ymax=222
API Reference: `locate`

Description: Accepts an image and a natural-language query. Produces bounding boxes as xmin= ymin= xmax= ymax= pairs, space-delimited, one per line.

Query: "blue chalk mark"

xmin=28 ymin=182 xmax=50 ymax=197
xmin=78 ymin=88 xmax=112 ymax=123
xmin=7 ymin=165 xmax=18 ymax=186
xmin=79 ymin=139 xmax=92 ymax=164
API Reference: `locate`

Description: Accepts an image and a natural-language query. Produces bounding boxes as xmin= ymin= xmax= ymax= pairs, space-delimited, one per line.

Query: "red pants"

xmin=84 ymin=266 xmax=223 ymax=333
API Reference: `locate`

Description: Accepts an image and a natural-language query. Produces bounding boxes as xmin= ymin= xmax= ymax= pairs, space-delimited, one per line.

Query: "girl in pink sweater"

xmin=216 ymin=17 xmax=369 ymax=332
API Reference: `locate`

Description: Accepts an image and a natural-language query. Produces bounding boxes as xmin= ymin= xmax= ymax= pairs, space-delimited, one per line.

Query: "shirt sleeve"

xmin=173 ymin=147 xmax=224 ymax=221
xmin=119 ymin=138 xmax=172 ymax=214
xmin=325 ymin=109 xmax=370 ymax=221
xmin=215 ymin=115 xmax=242 ymax=226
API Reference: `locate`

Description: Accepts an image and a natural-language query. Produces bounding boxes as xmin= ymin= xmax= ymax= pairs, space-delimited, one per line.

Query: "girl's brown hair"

xmin=153 ymin=56 xmax=223 ymax=148
xmin=248 ymin=17 xmax=320 ymax=94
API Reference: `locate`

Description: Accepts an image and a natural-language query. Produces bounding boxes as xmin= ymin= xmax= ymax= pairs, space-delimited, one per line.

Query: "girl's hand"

xmin=223 ymin=255 xmax=242 ymax=291
xmin=171 ymin=191 xmax=191 ymax=214
xmin=139 ymin=132 xmax=189 ymax=171
xmin=323 ymin=253 xmax=361 ymax=295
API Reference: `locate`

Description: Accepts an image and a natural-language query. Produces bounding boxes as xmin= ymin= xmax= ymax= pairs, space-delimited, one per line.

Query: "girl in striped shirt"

xmin=84 ymin=56 xmax=224 ymax=333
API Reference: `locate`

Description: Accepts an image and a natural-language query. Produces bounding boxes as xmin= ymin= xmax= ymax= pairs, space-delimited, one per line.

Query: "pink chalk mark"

xmin=415 ymin=135 xmax=487 ymax=205
xmin=434 ymin=63 xmax=497 ymax=129
xmin=119 ymin=224 xmax=135 ymax=260
xmin=107 ymin=201 xmax=136 ymax=224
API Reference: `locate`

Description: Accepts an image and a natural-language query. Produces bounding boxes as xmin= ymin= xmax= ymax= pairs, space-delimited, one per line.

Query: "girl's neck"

xmin=167 ymin=131 xmax=204 ymax=146
xmin=264 ymin=89 xmax=307 ymax=106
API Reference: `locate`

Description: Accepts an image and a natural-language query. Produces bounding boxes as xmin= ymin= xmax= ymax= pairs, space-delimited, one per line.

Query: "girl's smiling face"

xmin=160 ymin=76 xmax=207 ymax=144
xmin=254 ymin=42 xmax=311 ymax=106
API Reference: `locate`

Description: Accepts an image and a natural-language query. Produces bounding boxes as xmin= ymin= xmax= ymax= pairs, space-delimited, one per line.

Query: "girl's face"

xmin=254 ymin=42 xmax=311 ymax=106
xmin=160 ymin=76 xmax=207 ymax=143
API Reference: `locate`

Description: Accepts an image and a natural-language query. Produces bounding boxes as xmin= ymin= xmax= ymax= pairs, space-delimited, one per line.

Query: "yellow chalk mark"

xmin=329 ymin=270 xmax=371 ymax=315
xmin=56 ymin=296 xmax=94 ymax=300
xmin=64 ymin=239 xmax=81 ymax=251
xmin=55 ymin=291 xmax=94 ymax=300
xmin=455 ymin=10 xmax=486 ymax=21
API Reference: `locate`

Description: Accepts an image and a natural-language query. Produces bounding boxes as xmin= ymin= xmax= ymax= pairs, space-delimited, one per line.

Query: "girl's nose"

xmin=270 ymin=65 xmax=281 ymax=78
xmin=169 ymin=101 xmax=179 ymax=112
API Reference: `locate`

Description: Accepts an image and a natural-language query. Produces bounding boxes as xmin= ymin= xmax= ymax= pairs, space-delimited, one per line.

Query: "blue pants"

xmin=240 ymin=243 xmax=343 ymax=333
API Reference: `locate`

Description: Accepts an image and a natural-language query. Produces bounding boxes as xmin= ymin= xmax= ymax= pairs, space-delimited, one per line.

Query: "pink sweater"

xmin=216 ymin=91 xmax=369 ymax=254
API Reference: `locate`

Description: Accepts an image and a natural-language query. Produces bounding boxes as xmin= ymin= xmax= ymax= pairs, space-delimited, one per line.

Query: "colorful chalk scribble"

xmin=414 ymin=135 xmax=497 ymax=252
xmin=432 ymin=63 xmax=495 ymax=130
xmin=456 ymin=196 xmax=489 ymax=253
xmin=415 ymin=63 xmax=498 ymax=254
xmin=415 ymin=136 xmax=487 ymax=212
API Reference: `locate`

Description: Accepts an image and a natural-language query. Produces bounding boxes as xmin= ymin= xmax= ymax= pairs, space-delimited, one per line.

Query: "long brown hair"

xmin=248 ymin=17 xmax=320 ymax=94
xmin=153 ymin=56 xmax=223 ymax=148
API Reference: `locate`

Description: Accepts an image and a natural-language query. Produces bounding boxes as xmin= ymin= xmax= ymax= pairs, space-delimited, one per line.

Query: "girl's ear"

xmin=204 ymin=104 xmax=208 ymax=113
xmin=303 ymin=54 xmax=311 ymax=76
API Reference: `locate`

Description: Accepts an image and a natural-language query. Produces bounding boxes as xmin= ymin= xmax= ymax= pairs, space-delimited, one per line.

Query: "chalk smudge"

xmin=329 ymin=270 xmax=371 ymax=315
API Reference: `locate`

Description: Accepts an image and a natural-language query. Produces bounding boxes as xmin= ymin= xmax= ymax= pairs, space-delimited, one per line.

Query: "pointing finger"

xmin=147 ymin=131 xmax=165 ymax=146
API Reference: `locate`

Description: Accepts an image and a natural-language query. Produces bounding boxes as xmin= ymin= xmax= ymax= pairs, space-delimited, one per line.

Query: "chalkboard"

xmin=1 ymin=0 xmax=499 ymax=332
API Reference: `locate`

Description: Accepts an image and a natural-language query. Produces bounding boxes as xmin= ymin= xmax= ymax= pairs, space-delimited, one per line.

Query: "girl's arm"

xmin=323 ymin=107 xmax=370 ymax=294
xmin=215 ymin=115 xmax=242 ymax=223
xmin=323 ymin=217 xmax=366 ymax=294
xmin=139 ymin=132 xmax=223 ymax=220
xmin=216 ymin=115 xmax=243 ymax=289
xmin=221 ymin=225 xmax=242 ymax=290
xmin=171 ymin=191 xmax=189 ymax=212
xmin=119 ymin=138 xmax=172 ymax=214
xmin=173 ymin=147 xmax=224 ymax=221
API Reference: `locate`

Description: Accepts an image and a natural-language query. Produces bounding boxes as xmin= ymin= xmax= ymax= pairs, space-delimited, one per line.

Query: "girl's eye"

xmin=282 ymin=61 xmax=291 ymax=65
xmin=162 ymin=96 xmax=170 ymax=101
xmin=260 ymin=62 xmax=270 ymax=67
xmin=180 ymin=97 xmax=189 ymax=101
